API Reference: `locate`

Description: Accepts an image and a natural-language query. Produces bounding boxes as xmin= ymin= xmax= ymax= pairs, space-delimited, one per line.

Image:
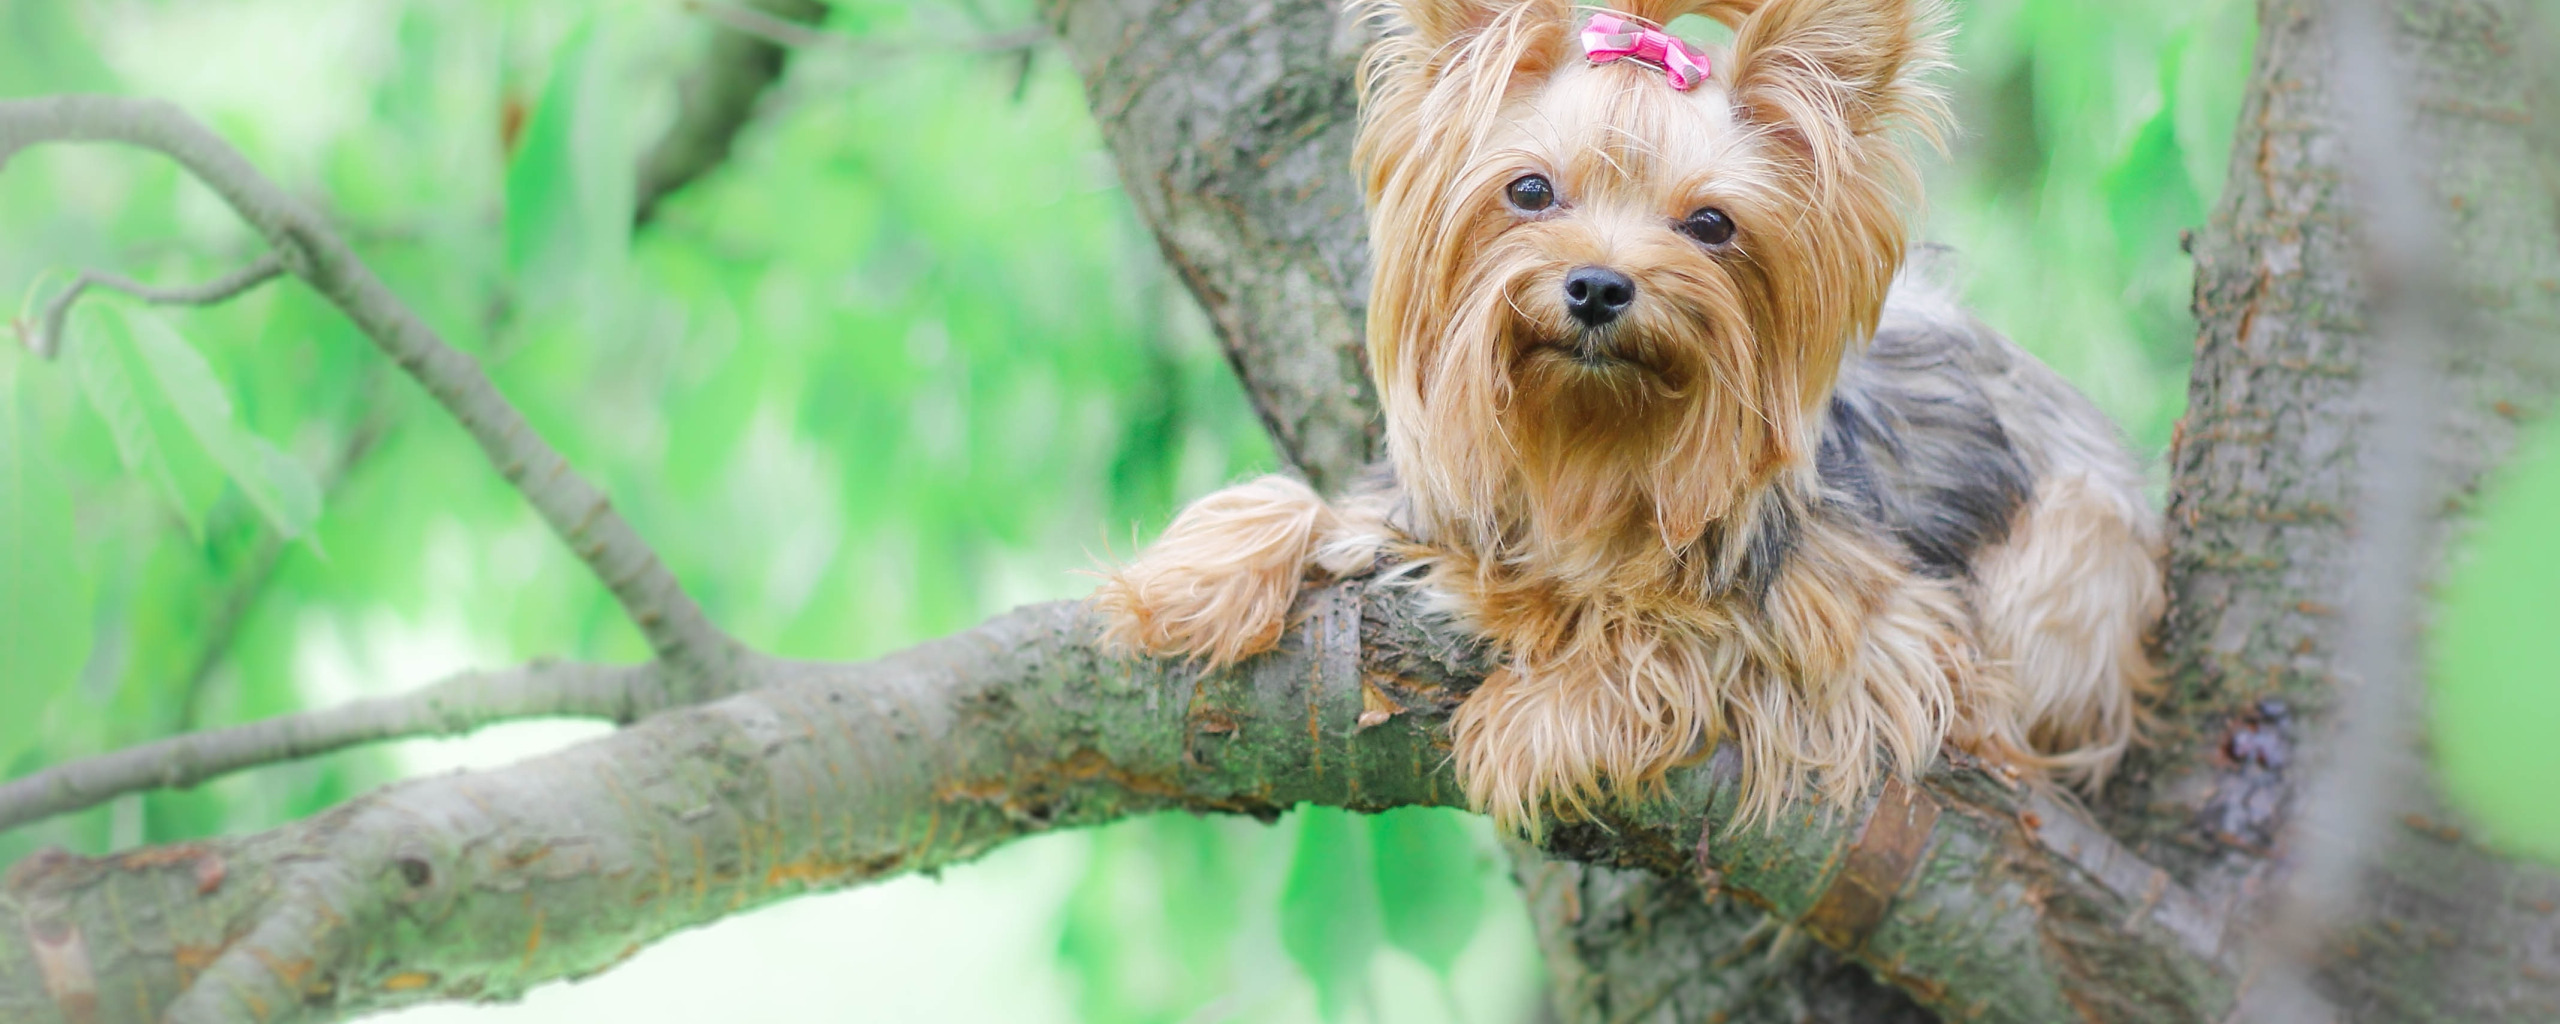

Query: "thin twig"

xmin=0 ymin=661 xmax=668 ymax=834
xmin=683 ymin=0 xmax=846 ymax=50
xmin=637 ymin=3 xmax=1050 ymax=224
xmin=0 ymin=96 xmax=743 ymax=682
xmin=637 ymin=0 xmax=830 ymax=226
xmin=683 ymin=0 xmax=1047 ymax=57
xmin=18 ymin=253 xmax=285 ymax=358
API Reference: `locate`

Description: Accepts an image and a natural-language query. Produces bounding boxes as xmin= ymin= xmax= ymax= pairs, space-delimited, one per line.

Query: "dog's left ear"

xmin=1723 ymin=0 xmax=1943 ymax=143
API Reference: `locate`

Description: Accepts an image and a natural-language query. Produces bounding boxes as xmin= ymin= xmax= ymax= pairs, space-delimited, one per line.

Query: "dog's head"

xmin=1355 ymin=0 xmax=1944 ymax=563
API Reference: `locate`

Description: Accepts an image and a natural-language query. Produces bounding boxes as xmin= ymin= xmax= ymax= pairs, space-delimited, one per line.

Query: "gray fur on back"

xmin=1815 ymin=252 xmax=2148 ymax=579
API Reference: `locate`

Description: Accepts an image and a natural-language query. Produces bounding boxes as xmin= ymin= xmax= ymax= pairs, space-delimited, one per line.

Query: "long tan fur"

xmin=1099 ymin=0 xmax=2160 ymax=833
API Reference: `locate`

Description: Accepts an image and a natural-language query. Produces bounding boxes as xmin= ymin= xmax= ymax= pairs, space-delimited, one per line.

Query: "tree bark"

xmin=1041 ymin=0 xmax=1381 ymax=494
xmin=2115 ymin=0 xmax=2560 ymax=1017
xmin=1 ymin=570 xmax=2253 ymax=1024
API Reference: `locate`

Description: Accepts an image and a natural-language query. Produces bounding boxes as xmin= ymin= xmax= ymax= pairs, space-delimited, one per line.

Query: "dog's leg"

xmin=1969 ymin=471 xmax=2165 ymax=786
xmin=1094 ymin=474 xmax=1384 ymax=667
xmin=1449 ymin=626 xmax=1716 ymax=834
xmin=1736 ymin=525 xmax=1992 ymax=821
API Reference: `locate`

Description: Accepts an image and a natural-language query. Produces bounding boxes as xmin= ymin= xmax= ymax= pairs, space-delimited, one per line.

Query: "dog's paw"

xmin=1092 ymin=554 xmax=1303 ymax=667
xmin=1091 ymin=475 xmax=1339 ymax=667
xmin=1449 ymin=661 xmax=1702 ymax=835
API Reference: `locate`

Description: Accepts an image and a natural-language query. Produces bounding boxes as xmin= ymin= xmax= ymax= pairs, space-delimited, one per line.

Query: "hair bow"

xmin=1580 ymin=12 xmax=1710 ymax=91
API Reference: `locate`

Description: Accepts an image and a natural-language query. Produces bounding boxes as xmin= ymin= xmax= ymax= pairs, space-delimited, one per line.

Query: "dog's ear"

xmin=1724 ymin=0 xmax=1944 ymax=141
xmin=1358 ymin=0 xmax=1576 ymax=77
xmin=1376 ymin=0 xmax=1516 ymax=56
xmin=1694 ymin=0 xmax=1774 ymax=27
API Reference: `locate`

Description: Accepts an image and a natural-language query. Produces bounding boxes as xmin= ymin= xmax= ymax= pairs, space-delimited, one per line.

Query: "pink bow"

xmin=1580 ymin=11 xmax=1710 ymax=91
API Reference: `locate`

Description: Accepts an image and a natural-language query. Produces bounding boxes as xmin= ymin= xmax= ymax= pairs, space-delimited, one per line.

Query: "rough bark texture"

xmin=0 ymin=579 xmax=2244 ymax=1023
xmin=1512 ymin=851 xmax=1938 ymax=1024
xmin=2109 ymin=0 xmax=2560 ymax=1017
xmin=0 ymin=590 xmax=1435 ymax=1024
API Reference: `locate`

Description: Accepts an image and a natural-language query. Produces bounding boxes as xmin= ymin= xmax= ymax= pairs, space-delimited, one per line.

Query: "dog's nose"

xmin=1563 ymin=266 xmax=1636 ymax=327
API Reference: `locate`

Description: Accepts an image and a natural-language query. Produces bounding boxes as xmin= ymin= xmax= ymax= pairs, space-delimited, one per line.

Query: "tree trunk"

xmin=2120 ymin=0 xmax=2560 ymax=1016
xmin=1041 ymin=0 xmax=1382 ymax=494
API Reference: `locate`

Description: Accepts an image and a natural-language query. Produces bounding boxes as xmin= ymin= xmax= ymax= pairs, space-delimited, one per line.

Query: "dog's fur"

xmin=1095 ymin=0 xmax=2163 ymax=831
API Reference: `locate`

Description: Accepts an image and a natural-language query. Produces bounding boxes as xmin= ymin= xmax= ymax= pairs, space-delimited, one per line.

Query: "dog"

xmin=1095 ymin=0 xmax=2163 ymax=832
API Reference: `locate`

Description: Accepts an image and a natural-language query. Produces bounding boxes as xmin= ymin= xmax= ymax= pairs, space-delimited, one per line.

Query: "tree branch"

xmin=636 ymin=0 xmax=831 ymax=226
xmin=639 ymin=2 xmax=1052 ymax=226
xmin=2128 ymin=0 xmax=2560 ymax=1017
xmin=1041 ymin=0 xmax=1381 ymax=493
xmin=2243 ymin=0 xmax=2464 ymax=1016
xmin=684 ymin=1 xmax=1048 ymax=55
xmin=0 ymin=662 xmax=667 ymax=835
xmin=0 ymin=582 xmax=2249 ymax=1024
xmin=15 ymin=254 xmax=285 ymax=359
xmin=0 ymin=96 xmax=742 ymax=682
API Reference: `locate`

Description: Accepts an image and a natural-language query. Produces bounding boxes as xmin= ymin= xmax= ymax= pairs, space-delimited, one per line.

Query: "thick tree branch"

xmin=0 ymin=662 xmax=671 ymax=835
xmin=0 ymin=583 xmax=2249 ymax=1024
xmin=2120 ymin=0 xmax=2560 ymax=1017
xmin=0 ymin=96 xmax=742 ymax=681
xmin=1041 ymin=0 xmax=1382 ymax=493
xmin=2244 ymin=0 xmax=2465 ymax=1017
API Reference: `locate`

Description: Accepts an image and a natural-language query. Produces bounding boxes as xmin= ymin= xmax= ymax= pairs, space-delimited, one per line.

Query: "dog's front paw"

xmin=1093 ymin=553 xmax=1304 ymax=667
xmin=1449 ymin=657 xmax=1707 ymax=835
xmin=1092 ymin=476 xmax=1338 ymax=667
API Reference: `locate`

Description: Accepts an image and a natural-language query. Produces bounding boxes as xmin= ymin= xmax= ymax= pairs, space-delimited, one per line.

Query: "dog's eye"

xmin=1681 ymin=207 xmax=1736 ymax=247
xmin=1505 ymin=174 xmax=1556 ymax=212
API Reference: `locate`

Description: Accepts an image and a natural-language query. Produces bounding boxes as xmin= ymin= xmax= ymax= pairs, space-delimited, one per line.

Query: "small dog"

xmin=1097 ymin=0 xmax=2163 ymax=831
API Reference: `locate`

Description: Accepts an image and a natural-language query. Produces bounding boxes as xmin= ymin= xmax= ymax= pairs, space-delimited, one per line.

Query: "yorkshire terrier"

xmin=1096 ymin=0 xmax=2163 ymax=831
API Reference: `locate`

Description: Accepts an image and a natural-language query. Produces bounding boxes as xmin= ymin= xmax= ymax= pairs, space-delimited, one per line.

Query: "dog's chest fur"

xmin=1383 ymin=288 xmax=2051 ymax=622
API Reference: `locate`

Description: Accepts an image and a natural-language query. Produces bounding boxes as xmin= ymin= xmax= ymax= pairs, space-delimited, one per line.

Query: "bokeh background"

xmin=7 ymin=0 xmax=2554 ymax=1021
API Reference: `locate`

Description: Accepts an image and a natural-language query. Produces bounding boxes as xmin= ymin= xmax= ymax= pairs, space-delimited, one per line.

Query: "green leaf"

xmin=505 ymin=22 xmax=630 ymax=292
xmin=66 ymin=307 xmax=202 ymax=540
xmin=1369 ymin=807 xmax=1486 ymax=980
xmin=1280 ymin=805 xmax=1381 ymax=1022
xmin=2431 ymin=414 xmax=2560 ymax=861
xmin=119 ymin=307 xmax=321 ymax=542
xmin=0 ymin=356 xmax=92 ymax=763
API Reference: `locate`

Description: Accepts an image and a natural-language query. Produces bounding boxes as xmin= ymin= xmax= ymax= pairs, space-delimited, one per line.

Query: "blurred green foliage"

xmin=53 ymin=0 xmax=2560 ymax=1020
xmin=1933 ymin=0 xmax=2256 ymax=452
xmin=2431 ymin=414 xmax=2560 ymax=862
